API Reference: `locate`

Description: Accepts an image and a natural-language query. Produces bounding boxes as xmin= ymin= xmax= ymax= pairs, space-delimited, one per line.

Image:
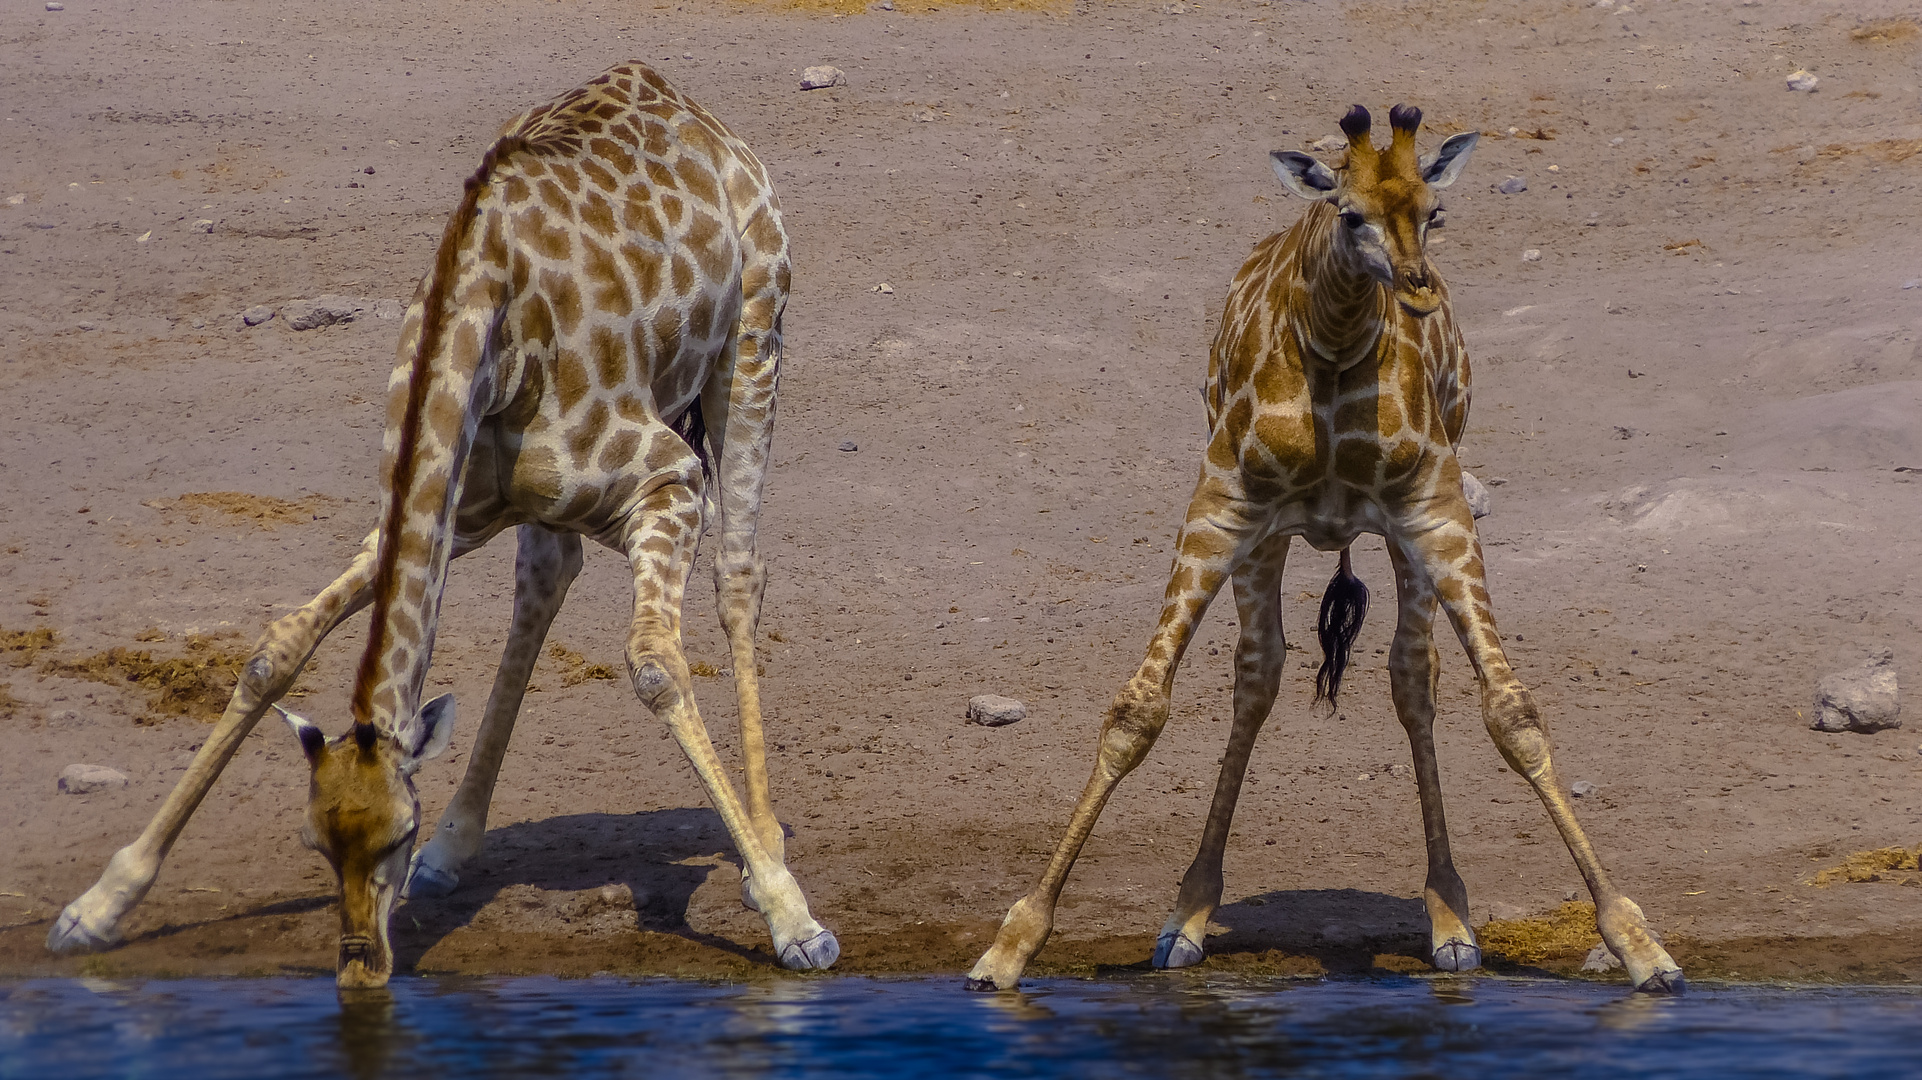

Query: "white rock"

xmin=915 ymin=108 xmax=938 ymax=123
xmin=1496 ymin=176 xmax=1528 ymax=195
xmin=1786 ymin=70 xmax=1818 ymax=92
xmin=1521 ymin=248 xmax=1542 ymax=262
xmin=5 ymin=193 xmax=25 ymax=206
xmin=59 ymin=764 xmax=129 ymax=795
xmin=967 ymin=694 xmax=1027 ymax=727
xmin=799 ymin=66 xmax=846 ymax=91
xmin=45 ymin=2 xmax=63 ymax=10
xmin=1460 ymin=471 xmax=1493 ymax=519
xmin=240 ymin=304 xmax=277 ymax=327
xmin=1811 ymin=649 xmax=1900 ymax=733
xmin=1570 ymin=779 xmax=1599 ymax=798
xmin=1310 ymin=134 xmax=1347 ymax=153
xmin=1581 ymin=942 xmax=1624 ymax=972
xmin=873 ymin=282 xmax=894 ymax=294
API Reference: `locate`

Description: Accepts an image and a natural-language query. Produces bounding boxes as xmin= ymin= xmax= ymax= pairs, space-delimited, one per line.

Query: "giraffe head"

xmin=1269 ymin=104 xmax=1479 ymax=316
xmin=278 ymin=696 xmax=454 ymax=989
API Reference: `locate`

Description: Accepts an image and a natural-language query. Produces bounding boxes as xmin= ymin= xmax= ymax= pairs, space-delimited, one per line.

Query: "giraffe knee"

xmin=1098 ymin=682 xmax=1169 ymax=776
xmin=1482 ymin=684 xmax=1552 ymax=778
xmin=626 ymin=647 xmax=688 ymax=712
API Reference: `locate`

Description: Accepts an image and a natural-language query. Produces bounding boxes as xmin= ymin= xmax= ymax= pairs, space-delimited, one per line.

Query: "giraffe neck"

xmin=350 ymin=147 xmax=516 ymax=734
xmin=1288 ymin=203 xmax=1390 ymax=371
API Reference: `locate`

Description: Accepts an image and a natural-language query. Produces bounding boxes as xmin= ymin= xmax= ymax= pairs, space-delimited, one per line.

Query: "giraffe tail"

xmin=1314 ymin=546 xmax=1369 ymax=705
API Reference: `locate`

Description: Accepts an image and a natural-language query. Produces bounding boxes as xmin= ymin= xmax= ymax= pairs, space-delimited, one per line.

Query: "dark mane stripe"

xmin=349 ymin=134 xmax=533 ymax=728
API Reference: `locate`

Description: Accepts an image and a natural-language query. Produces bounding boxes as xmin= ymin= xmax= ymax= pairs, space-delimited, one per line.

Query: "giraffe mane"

xmin=349 ymin=134 xmax=535 ymax=730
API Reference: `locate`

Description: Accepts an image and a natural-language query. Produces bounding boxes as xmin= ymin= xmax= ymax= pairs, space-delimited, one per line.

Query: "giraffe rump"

xmin=1314 ymin=553 xmax=1369 ymax=704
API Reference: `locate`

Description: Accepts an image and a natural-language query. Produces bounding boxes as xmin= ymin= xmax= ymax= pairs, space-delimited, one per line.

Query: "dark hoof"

xmin=777 ymin=929 xmax=840 ymax=971
xmin=1635 ymin=968 xmax=1686 ymax=996
xmin=403 ymin=861 xmax=458 ymax=899
xmin=1151 ymin=930 xmax=1206 ymax=970
xmin=963 ymin=976 xmax=1002 ymax=993
xmin=1432 ymin=940 xmax=1482 ymax=972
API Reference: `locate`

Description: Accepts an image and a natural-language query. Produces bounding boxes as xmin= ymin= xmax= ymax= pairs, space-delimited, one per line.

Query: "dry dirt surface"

xmin=3 ymin=0 xmax=1921 ymax=985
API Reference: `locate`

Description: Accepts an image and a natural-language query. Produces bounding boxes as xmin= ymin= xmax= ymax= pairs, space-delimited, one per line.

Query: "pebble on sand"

xmin=837 ymin=440 xmax=859 ymax=452
xmin=967 ymin=694 xmax=1028 ymax=727
xmin=1496 ymin=176 xmax=1528 ymax=195
xmin=873 ymin=282 xmax=894 ymax=294
xmin=240 ymin=304 xmax=277 ymax=327
xmin=1310 ymin=134 xmax=1346 ymax=153
xmin=280 ymin=295 xmax=369 ymax=330
xmin=1786 ymin=69 xmax=1818 ymax=92
xmin=1811 ymin=649 xmax=1900 ymax=733
xmin=1581 ymin=942 xmax=1624 ymax=972
xmin=799 ymin=66 xmax=846 ymax=91
xmin=45 ymin=2 xmax=63 ymax=10
xmin=1570 ymin=780 xmax=1599 ymax=799
xmin=59 ymin=764 xmax=129 ymax=795
xmin=1521 ymin=248 xmax=1542 ymax=262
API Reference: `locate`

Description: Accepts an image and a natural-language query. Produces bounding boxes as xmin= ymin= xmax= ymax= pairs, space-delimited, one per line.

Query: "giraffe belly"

xmin=1276 ymin=490 xmax=1390 ymax=552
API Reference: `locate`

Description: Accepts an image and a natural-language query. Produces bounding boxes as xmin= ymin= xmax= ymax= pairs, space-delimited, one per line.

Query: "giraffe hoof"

xmin=403 ymin=859 xmax=459 ymax=900
xmin=1151 ymin=930 xmax=1206 ymax=970
xmin=1432 ymin=940 xmax=1482 ymax=972
xmin=1634 ymin=967 xmax=1686 ymax=996
xmin=777 ymin=929 xmax=841 ymax=971
xmin=46 ymin=904 xmax=119 ymax=955
xmin=963 ymin=975 xmax=1004 ymax=993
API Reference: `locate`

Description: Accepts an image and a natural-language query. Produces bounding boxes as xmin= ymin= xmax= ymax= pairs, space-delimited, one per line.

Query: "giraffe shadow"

xmin=1199 ymin=887 xmax=1432 ymax=974
xmin=389 ymin=806 xmax=753 ymax=970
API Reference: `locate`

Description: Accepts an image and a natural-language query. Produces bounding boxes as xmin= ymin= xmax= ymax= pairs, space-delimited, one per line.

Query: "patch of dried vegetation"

xmin=547 ymin=643 xmax=621 ymax=687
xmin=46 ymin=635 xmax=251 ymax=723
xmin=1850 ymin=20 xmax=1920 ymax=46
xmin=1478 ymin=901 xmax=1601 ymax=964
xmin=1808 ymin=847 xmax=1922 ymax=886
xmin=141 ymin=491 xmax=339 ymax=529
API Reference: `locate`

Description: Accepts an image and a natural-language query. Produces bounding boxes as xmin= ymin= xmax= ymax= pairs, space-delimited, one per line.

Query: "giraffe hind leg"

xmin=1153 ymin=535 xmax=1290 ymax=970
xmin=1385 ymin=544 xmax=1478 ymax=972
xmin=406 ymin=525 xmax=582 ymax=898
xmin=48 ymin=530 xmax=383 ymax=954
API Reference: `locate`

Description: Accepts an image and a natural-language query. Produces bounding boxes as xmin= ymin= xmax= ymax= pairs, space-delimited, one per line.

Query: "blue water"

xmin=3 ymin=975 xmax=1919 ymax=1079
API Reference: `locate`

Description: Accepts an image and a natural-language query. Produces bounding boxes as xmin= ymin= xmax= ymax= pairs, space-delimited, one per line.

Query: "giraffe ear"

xmin=396 ymin=693 xmax=456 ymax=775
xmin=1418 ymin=132 xmax=1479 ymax=189
xmin=1269 ymin=151 xmax=1339 ymax=199
xmin=275 ymin=704 xmax=327 ymax=765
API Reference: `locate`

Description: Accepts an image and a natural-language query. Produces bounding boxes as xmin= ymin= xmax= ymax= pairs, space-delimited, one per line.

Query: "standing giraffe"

xmin=46 ymin=61 xmax=840 ymax=987
xmin=967 ymin=105 xmax=1684 ymax=994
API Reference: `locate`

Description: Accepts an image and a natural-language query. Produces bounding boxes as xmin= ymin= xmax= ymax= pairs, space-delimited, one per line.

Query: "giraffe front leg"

xmin=1154 ymin=535 xmax=1290 ymax=970
xmin=620 ymin=478 xmax=836 ymax=971
xmin=1397 ymin=517 xmax=1683 ymax=993
xmin=1384 ymin=544 xmax=1478 ymax=972
xmin=967 ymin=483 xmax=1268 ymax=991
xmin=49 ymin=531 xmax=381 ymax=954
xmin=407 ymin=526 xmax=582 ymax=898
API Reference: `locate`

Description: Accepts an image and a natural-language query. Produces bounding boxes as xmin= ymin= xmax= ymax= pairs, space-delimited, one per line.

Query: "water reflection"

xmin=4 ymin=975 xmax=1922 ymax=1078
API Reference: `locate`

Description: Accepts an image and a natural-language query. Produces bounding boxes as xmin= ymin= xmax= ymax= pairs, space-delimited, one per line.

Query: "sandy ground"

xmin=3 ymin=0 xmax=1921 ymax=984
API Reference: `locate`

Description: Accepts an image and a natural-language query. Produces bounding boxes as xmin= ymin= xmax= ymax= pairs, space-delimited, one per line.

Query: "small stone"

xmin=5 ymin=193 xmax=25 ymax=206
xmin=1521 ymin=248 xmax=1542 ymax=262
xmin=373 ymin=298 xmax=404 ymax=319
xmin=135 ymin=230 xmax=152 ymax=243
xmin=1581 ymin=942 xmax=1624 ymax=972
xmin=800 ymin=65 xmax=846 ymax=91
xmin=915 ymin=108 xmax=938 ymax=123
xmin=363 ymin=166 xmax=375 ymax=175
xmin=1310 ymin=134 xmax=1346 ymax=153
xmin=1486 ymin=477 xmax=1509 ymax=486
xmin=1903 ymin=280 xmax=1920 ymax=290
xmin=59 ymin=764 xmax=129 ymax=795
xmin=967 ymin=694 xmax=1027 ymax=727
xmin=193 ymin=219 xmax=214 ymax=233
xmin=45 ymin=2 xmax=63 ymax=10
xmin=240 ymin=304 xmax=276 ymax=327
xmin=1786 ymin=69 xmax=1818 ymax=93
xmin=1496 ymin=176 xmax=1528 ymax=195
xmin=837 ymin=440 xmax=859 ymax=452
xmin=873 ymin=282 xmax=894 ymax=294
xmin=1570 ymin=780 xmax=1599 ymax=798
xmin=873 ymin=0 xmax=894 ymax=8
xmin=280 ymin=295 xmax=367 ymax=331
xmin=1459 ymin=471 xmax=1493 ymax=519
xmin=1811 ymin=649 xmax=1900 ymax=733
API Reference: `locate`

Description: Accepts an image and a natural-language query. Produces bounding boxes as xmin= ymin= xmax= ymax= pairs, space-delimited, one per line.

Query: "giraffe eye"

xmin=1339 ymin=211 xmax=1365 ymax=229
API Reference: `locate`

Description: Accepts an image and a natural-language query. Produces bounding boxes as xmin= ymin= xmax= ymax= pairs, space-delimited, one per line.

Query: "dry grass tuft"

xmin=1809 ymin=847 xmax=1922 ymax=886
xmin=143 ymin=491 xmax=338 ymax=529
xmin=47 ymin=635 xmax=250 ymax=722
xmin=0 ymin=682 xmax=21 ymax=719
xmin=547 ymin=643 xmax=621 ymax=687
xmin=689 ymin=661 xmax=721 ymax=678
xmin=2 ymin=627 xmax=58 ymax=667
xmin=1478 ymin=901 xmax=1600 ymax=964
xmin=731 ymin=0 xmax=1068 ymax=13
xmin=1850 ymin=20 xmax=1920 ymax=45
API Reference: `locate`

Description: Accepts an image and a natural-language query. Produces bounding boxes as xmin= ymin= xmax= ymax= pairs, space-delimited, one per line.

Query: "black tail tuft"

xmin=670 ymin=397 xmax=712 ymax=481
xmin=1314 ymin=554 xmax=1370 ymax=705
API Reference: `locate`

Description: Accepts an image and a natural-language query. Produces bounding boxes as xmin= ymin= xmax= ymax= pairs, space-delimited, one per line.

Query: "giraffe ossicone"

xmin=966 ymin=103 xmax=1684 ymax=996
xmin=47 ymin=61 xmax=839 ymax=987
